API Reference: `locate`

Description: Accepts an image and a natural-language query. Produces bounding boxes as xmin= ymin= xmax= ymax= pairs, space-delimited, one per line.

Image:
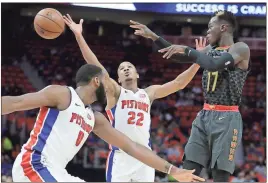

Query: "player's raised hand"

xmin=158 ymin=45 xmax=187 ymax=59
xmin=129 ymin=20 xmax=157 ymax=40
xmin=171 ymin=169 xmax=205 ymax=182
xmin=63 ymin=14 xmax=83 ymax=36
xmin=196 ymin=37 xmax=207 ymax=51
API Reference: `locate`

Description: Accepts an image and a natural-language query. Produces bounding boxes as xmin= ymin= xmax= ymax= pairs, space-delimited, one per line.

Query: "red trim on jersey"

xmin=21 ymin=151 xmax=43 ymax=182
xmin=21 ymin=107 xmax=49 ymax=182
xmin=24 ymin=107 xmax=49 ymax=151
xmin=106 ymin=110 xmax=114 ymax=122
xmin=203 ymin=103 xmax=239 ymax=112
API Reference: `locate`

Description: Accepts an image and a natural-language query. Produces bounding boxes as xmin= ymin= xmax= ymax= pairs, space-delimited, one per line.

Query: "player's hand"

xmin=129 ymin=20 xmax=158 ymax=40
xmin=171 ymin=169 xmax=205 ymax=182
xmin=63 ymin=14 xmax=83 ymax=36
xmin=195 ymin=37 xmax=207 ymax=51
xmin=158 ymin=45 xmax=187 ymax=59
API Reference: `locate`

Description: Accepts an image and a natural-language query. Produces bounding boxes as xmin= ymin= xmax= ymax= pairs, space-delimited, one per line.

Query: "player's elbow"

xmin=174 ymin=80 xmax=186 ymax=90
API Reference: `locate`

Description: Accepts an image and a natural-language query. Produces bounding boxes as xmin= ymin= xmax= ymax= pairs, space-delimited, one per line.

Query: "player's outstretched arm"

xmin=63 ymin=14 xmax=121 ymax=105
xmin=145 ymin=63 xmax=200 ymax=101
xmin=159 ymin=42 xmax=250 ymax=71
xmin=93 ymin=111 xmax=205 ymax=182
xmin=129 ymin=20 xmax=211 ymax=56
xmin=63 ymin=14 xmax=108 ymax=74
xmin=1 ymin=85 xmax=69 ymax=115
xmin=145 ymin=37 xmax=207 ymax=101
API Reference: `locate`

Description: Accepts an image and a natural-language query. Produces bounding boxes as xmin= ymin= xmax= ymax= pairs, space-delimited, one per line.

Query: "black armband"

xmin=154 ymin=37 xmax=172 ymax=49
xmin=185 ymin=47 xmax=235 ymax=71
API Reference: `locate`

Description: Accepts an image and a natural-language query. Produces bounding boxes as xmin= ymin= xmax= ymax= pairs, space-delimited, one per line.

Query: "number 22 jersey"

xmin=106 ymin=87 xmax=152 ymax=150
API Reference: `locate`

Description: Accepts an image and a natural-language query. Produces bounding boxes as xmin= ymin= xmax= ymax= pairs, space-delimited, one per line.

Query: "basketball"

xmin=34 ymin=8 xmax=65 ymax=39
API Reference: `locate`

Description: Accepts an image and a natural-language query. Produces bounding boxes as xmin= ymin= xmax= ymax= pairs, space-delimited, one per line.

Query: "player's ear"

xmin=220 ymin=24 xmax=227 ymax=32
xmin=93 ymin=77 xmax=100 ymax=87
xmin=118 ymin=78 xmax=121 ymax=84
xmin=137 ymin=73 xmax=140 ymax=79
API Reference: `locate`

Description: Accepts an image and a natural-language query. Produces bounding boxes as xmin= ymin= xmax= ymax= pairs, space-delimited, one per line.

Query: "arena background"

xmin=1 ymin=2 xmax=266 ymax=182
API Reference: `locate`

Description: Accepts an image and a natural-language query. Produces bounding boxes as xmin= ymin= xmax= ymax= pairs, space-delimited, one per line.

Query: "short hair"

xmin=76 ymin=64 xmax=102 ymax=86
xmin=213 ymin=10 xmax=237 ymax=33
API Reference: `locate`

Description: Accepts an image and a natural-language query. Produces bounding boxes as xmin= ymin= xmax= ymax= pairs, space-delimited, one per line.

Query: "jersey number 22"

xmin=128 ymin=111 xmax=144 ymax=126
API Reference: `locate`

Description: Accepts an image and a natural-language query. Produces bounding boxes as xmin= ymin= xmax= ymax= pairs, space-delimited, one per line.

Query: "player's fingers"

xmin=164 ymin=46 xmax=174 ymax=58
xmin=193 ymin=175 xmax=205 ymax=182
xmin=130 ymin=20 xmax=141 ymax=25
xmin=80 ymin=19 xmax=84 ymax=25
xmin=158 ymin=47 xmax=168 ymax=53
xmin=130 ymin=25 xmax=143 ymax=29
xmin=63 ymin=15 xmax=72 ymax=24
xmin=67 ymin=14 xmax=73 ymax=22
xmin=134 ymin=30 xmax=143 ymax=35
xmin=203 ymin=38 xmax=207 ymax=47
xmin=62 ymin=16 xmax=71 ymax=26
xmin=199 ymin=37 xmax=203 ymax=47
xmin=167 ymin=47 xmax=176 ymax=59
xmin=195 ymin=39 xmax=199 ymax=48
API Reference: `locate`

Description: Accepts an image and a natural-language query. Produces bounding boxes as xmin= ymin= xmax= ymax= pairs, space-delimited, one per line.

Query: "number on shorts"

xmin=75 ymin=130 xmax=85 ymax=146
xmin=207 ymin=71 xmax=218 ymax=92
xmin=127 ymin=111 xmax=144 ymax=126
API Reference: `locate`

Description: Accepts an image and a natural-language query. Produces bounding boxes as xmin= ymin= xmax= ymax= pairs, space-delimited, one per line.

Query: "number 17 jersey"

xmin=202 ymin=46 xmax=249 ymax=106
xmin=106 ymin=87 xmax=152 ymax=150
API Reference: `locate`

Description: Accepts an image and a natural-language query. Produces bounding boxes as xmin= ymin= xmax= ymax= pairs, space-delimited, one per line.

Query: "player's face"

xmin=117 ymin=62 xmax=139 ymax=84
xmin=207 ymin=16 xmax=221 ymax=46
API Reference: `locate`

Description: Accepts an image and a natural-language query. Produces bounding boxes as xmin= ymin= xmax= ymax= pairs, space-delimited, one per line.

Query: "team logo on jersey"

xmin=139 ymin=94 xmax=146 ymax=98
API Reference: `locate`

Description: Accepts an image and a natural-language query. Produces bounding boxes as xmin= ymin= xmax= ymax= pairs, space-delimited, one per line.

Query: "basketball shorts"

xmin=12 ymin=150 xmax=85 ymax=182
xmin=183 ymin=104 xmax=243 ymax=174
xmin=106 ymin=150 xmax=155 ymax=182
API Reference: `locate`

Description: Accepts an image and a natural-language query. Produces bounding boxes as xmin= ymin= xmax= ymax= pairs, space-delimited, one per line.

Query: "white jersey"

xmin=106 ymin=87 xmax=152 ymax=150
xmin=21 ymin=87 xmax=95 ymax=169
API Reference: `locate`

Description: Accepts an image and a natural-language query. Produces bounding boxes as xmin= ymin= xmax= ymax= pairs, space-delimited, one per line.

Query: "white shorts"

xmin=12 ymin=151 xmax=85 ymax=182
xmin=106 ymin=150 xmax=155 ymax=182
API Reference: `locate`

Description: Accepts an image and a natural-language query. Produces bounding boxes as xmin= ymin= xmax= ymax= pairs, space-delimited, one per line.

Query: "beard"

xmin=96 ymin=82 xmax=106 ymax=104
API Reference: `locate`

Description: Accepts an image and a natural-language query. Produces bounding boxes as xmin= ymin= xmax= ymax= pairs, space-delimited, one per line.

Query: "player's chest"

xmin=63 ymin=107 xmax=95 ymax=135
xmin=119 ymin=92 xmax=150 ymax=112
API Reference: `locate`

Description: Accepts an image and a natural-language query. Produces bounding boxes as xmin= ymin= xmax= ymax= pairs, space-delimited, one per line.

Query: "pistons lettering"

xmin=121 ymin=100 xmax=149 ymax=113
xmin=70 ymin=113 xmax=92 ymax=133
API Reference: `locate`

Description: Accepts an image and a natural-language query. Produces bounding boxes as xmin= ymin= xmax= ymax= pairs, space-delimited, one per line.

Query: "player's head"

xmin=76 ymin=64 xmax=106 ymax=104
xmin=117 ymin=61 xmax=139 ymax=85
xmin=207 ymin=10 xmax=237 ymax=46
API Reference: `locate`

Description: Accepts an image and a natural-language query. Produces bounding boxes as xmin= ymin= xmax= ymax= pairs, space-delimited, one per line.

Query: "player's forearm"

xmin=123 ymin=141 xmax=176 ymax=175
xmin=1 ymin=96 xmax=19 ymax=115
xmin=75 ymin=34 xmax=107 ymax=72
xmin=174 ymin=64 xmax=200 ymax=89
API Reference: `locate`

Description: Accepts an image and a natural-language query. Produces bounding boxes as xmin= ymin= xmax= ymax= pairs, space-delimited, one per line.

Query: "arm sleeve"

xmin=185 ymin=47 xmax=235 ymax=71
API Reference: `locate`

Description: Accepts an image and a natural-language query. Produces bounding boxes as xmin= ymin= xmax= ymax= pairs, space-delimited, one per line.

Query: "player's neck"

xmin=122 ymin=82 xmax=138 ymax=93
xmin=218 ymin=34 xmax=234 ymax=47
xmin=75 ymin=86 xmax=96 ymax=105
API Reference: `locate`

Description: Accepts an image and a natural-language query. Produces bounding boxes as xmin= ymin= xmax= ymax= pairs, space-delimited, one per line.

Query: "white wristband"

xmin=167 ymin=165 xmax=173 ymax=174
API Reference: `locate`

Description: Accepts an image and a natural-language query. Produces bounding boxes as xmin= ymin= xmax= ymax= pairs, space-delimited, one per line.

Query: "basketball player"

xmin=130 ymin=10 xmax=250 ymax=182
xmin=2 ymin=64 xmax=204 ymax=182
xmin=63 ymin=14 xmax=204 ymax=182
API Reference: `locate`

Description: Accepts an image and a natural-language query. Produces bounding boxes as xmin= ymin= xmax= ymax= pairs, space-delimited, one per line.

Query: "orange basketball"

xmin=34 ymin=8 xmax=65 ymax=39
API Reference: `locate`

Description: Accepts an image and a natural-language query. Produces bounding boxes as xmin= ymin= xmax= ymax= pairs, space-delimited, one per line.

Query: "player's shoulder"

xmin=42 ymin=85 xmax=71 ymax=102
xmin=230 ymin=42 xmax=250 ymax=51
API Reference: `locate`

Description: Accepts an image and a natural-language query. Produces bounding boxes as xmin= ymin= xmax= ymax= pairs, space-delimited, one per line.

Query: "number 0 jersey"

xmin=21 ymin=87 xmax=95 ymax=169
xmin=106 ymin=87 xmax=152 ymax=150
xmin=202 ymin=46 xmax=249 ymax=106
